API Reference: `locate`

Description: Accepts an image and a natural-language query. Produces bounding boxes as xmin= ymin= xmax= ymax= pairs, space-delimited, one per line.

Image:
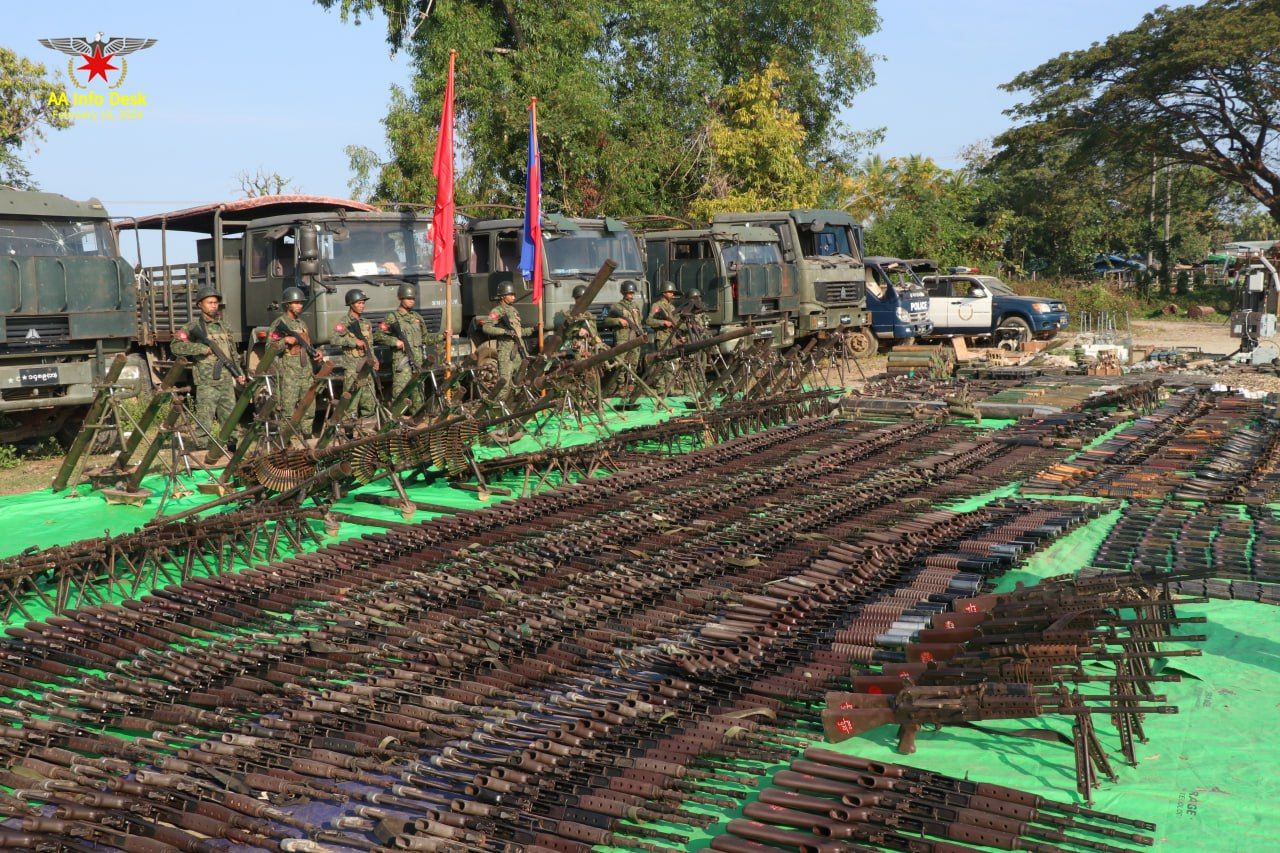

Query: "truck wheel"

xmin=997 ymin=316 xmax=1033 ymax=344
xmin=846 ymin=328 xmax=878 ymax=358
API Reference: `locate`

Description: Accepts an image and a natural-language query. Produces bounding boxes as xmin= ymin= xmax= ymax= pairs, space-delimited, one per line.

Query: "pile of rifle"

xmin=1087 ymin=501 xmax=1280 ymax=604
xmin=0 ymin=413 xmax=1126 ymax=853
xmin=823 ymin=571 xmax=1206 ymax=801
xmin=718 ymin=749 xmax=1157 ymax=853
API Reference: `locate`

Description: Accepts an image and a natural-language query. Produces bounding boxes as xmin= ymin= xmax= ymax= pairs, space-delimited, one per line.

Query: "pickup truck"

xmin=920 ymin=273 xmax=1069 ymax=343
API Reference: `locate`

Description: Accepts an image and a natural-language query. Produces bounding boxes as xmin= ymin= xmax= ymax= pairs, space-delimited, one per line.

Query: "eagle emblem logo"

xmin=39 ymin=33 xmax=156 ymax=88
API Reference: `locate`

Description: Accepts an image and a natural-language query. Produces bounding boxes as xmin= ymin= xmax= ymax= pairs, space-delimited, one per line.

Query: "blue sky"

xmin=7 ymin=0 xmax=1175 ymax=259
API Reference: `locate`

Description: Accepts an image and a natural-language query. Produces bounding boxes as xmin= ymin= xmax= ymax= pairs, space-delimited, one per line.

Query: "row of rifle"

xmin=823 ymin=570 xmax=1208 ymax=802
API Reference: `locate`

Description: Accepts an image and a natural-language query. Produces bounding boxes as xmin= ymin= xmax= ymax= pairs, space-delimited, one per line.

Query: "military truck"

xmin=711 ymin=210 xmax=869 ymax=351
xmin=118 ymin=195 xmax=462 ymax=370
xmin=456 ymin=215 xmax=646 ymax=351
xmin=641 ymin=225 xmax=796 ymax=349
xmin=0 ymin=188 xmax=141 ymax=445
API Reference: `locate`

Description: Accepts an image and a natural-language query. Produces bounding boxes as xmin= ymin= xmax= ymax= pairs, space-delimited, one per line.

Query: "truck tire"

xmin=845 ymin=328 xmax=878 ymax=358
xmin=997 ymin=315 xmax=1033 ymax=344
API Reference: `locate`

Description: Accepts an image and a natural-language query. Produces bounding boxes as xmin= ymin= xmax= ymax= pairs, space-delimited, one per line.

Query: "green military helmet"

xmin=620 ymin=280 xmax=638 ymax=295
xmin=571 ymin=285 xmax=588 ymax=300
xmin=196 ymin=285 xmax=223 ymax=303
xmin=495 ymin=281 xmax=517 ymax=298
xmin=396 ymin=283 xmax=418 ymax=300
xmin=345 ymin=288 xmax=370 ymax=306
xmin=281 ymin=287 xmax=306 ymax=304
xmin=660 ymin=281 xmax=679 ymax=295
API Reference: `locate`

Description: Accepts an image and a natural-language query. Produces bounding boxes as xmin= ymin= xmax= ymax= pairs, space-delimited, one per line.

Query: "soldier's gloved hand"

xmin=354 ymin=339 xmax=367 ymax=350
xmin=394 ymin=340 xmax=405 ymax=350
xmin=235 ymin=375 xmax=247 ymax=386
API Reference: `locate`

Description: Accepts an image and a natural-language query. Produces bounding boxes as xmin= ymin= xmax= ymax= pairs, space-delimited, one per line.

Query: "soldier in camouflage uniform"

xmin=645 ymin=282 xmax=681 ymax=397
xmin=331 ymin=289 xmax=380 ymax=422
xmin=375 ymin=283 xmax=440 ymax=415
xmin=479 ymin=281 xmax=524 ymax=386
xmin=270 ymin=287 xmax=323 ymax=439
xmin=558 ymin=285 xmax=600 ymax=360
xmin=170 ymin=286 xmax=246 ymax=461
xmin=602 ymin=280 xmax=644 ymax=397
xmin=680 ymin=290 xmax=712 ymax=395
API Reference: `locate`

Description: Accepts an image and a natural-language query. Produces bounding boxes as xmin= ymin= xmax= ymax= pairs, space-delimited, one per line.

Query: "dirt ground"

xmin=1125 ymin=319 xmax=1238 ymax=354
xmin=0 ymin=452 xmax=115 ymax=498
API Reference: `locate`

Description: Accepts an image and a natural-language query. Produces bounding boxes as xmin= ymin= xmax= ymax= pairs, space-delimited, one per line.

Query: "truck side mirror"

xmin=297 ymin=226 xmax=320 ymax=276
xmin=969 ymin=285 xmax=985 ymax=298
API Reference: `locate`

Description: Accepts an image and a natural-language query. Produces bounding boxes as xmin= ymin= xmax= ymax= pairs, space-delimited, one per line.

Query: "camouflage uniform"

xmin=480 ymin=302 xmax=524 ymax=384
xmin=331 ymin=311 xmax=379 ymax=418
xmin=604 ymin=297 xmax=643 ymax=372
xmin=170 ymin=317 xmax=237 ymax=450
xmin=647 ymin=299 xmax=680 ymax=349
xmin=375 ymin=307 xmax=441 ymax=412
xmin=270 ymin=313 xmax=316 ymax=431
xmin=559 ymin=309 xmax=599 ymax=360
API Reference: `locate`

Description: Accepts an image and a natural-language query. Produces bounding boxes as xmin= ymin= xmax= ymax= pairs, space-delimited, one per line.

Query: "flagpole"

xmin=442 ymin=50 xmax=456 ymax=367
xmin=531 ymin=97 xmax=545 ymax=354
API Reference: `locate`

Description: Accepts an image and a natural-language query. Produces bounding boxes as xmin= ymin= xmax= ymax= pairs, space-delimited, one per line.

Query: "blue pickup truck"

xmin=861 ymin=256 xmax=934 ymax=354
xmin=920 ymin=272 xmax=1069 ymax=343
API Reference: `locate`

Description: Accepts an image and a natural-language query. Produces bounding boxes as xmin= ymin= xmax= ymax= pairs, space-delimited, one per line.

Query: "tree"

xmin=0 ymin=48 xmax=71 ymax=189
xmin=998 ymin=0 xmax=1280 ymax=224
xmin=690 ymin=63 xmax=819 ymax=219
xmin=317 ymin=0 xmax=879 ymax=216
xmin=234 ymin=168 xmax=299 ymax=198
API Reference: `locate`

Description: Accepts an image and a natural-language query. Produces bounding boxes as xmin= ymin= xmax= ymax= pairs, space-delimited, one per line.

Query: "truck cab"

xmin=119 ymin=195 xmax=462 ymax=365
xmin=862 ymin=256 xmax=934 ymax=351
xmin=919 ymin=271 xmax=1068 ymax=343
xmin=457 ymin=215 xmax=645 ymax=348
xmin=711 ymin=210 xmax=867 ymax=339
xmin=0 ymin=189 xmax=139 ymax=444
xmin=642 ymin=226 xmax=795 ymax=349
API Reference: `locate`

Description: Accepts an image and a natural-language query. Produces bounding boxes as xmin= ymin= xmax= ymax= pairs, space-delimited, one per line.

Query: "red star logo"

xmin=78 ymin=48 xmax=118 ymax=83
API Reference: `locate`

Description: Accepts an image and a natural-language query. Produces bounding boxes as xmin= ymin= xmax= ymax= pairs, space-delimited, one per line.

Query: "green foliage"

xmin=1007 ymin=276 xmax=1235 ymax=320
xmin=0 ymin=445 xmax=18 ymax=470
xmin=848 ymin=155 xmax=1006 ymax=269
xmin=0 ymin=47 xmax=72 ymax=189
xmin=319 ymin=0 xmax=878 ymax=215
xmin=690 ymin=63 xmax=819 ymax=219
xmin=998 ymin=0 xmax=1280 ymax=224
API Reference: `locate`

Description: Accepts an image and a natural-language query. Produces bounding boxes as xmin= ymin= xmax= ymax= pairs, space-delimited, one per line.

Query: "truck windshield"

xmin=544 ymin=230 xmax=643 ymax=277
xmin=978 ymin=276 xmax=1015 ymax=296
xmin=721 ymin=242 xmax=781 ymax=266
xmin=0 ymin=218 xmax=113 ymax=257
xmin=871 ymin=265 xmax=923 ymax=293
xmin=801 ymin=225 xmax=857 ymax=258
xmin=320 ymin=221 xmax=432 ymax=276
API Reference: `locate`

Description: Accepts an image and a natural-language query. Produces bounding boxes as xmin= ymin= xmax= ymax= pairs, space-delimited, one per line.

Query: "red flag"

xmin=431 ymin=50 xmax=456 ymax=282
xmin=519 ymin=97 xmax=544 ymax=305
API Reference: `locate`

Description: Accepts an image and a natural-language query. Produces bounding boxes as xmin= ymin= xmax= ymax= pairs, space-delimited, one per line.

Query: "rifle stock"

xmin=821 ymin=708 xmax=894 ymax=743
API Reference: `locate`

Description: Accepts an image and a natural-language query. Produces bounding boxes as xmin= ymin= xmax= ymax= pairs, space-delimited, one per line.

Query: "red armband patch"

xmin=176 ymin=330 xmax=188 ymax=341
xmin=269 ymin=331 xmax=280 ymax=340
xmin=379 ymin=322 xmax=389 ymax=332
xmin=334 ymin=323 xmax=345 ymax=334
xmin=488 ymin=311 xmax=499 ymax=320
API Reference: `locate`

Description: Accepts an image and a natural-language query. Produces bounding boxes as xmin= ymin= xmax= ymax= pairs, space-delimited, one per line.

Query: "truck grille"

xmin=5 ymin=315 xmax=70 ymax=347
xmin=415 ymin=308 xmax=444 ymax=333
xmin=817 ymin=281 xmax=863 ymax=304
